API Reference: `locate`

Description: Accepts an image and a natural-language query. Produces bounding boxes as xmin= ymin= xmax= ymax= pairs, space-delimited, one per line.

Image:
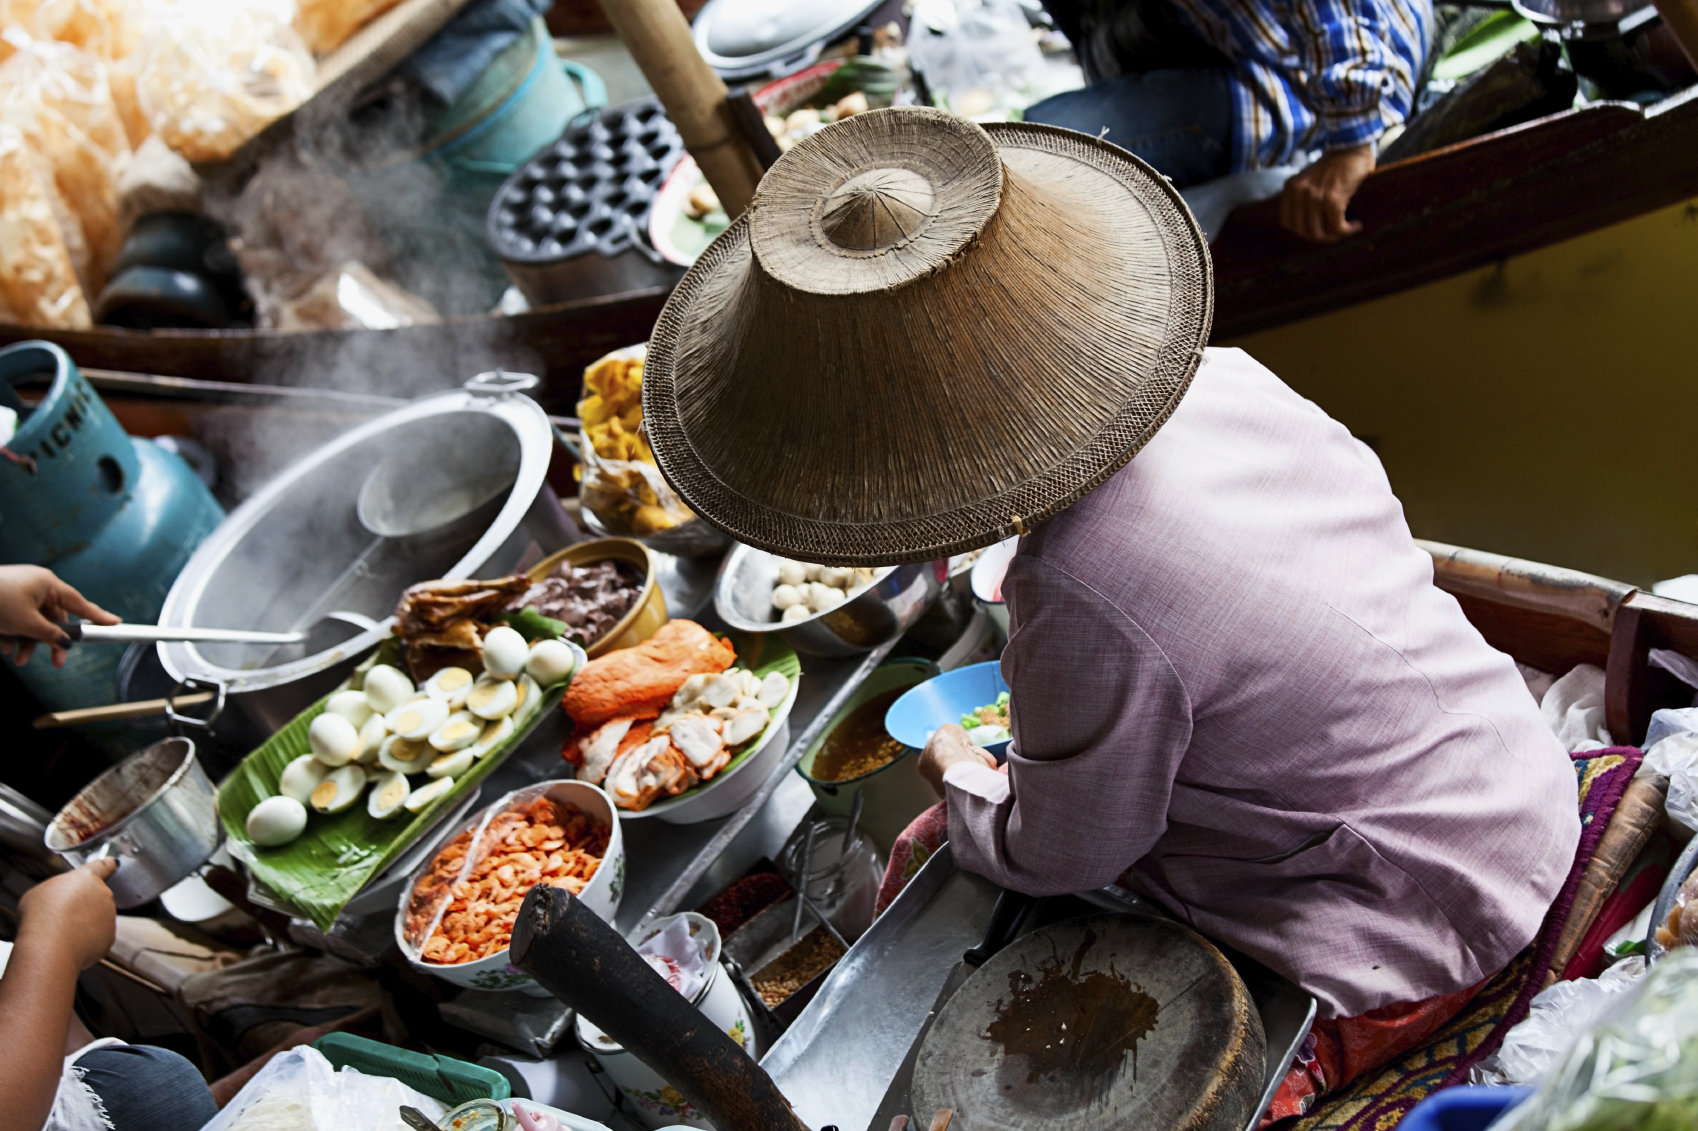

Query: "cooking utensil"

xmin=33 ymin=691 xmax=215 ymax=729
xmin=715 ymin=544 xmax=944 ymax=656
xmin=909 ymin=914 xmax=1266 ymax=1131
xmin=511 ymin=884 xmax=808 ymax=1131
xmin=156 ymin=372 xmax=572 ymax=746
xmin=43 ymin=736 xmax=220 ymax=908
xmin=691 ymin=0 xmax=882 ymax=78
xmin=400 ymin=1107 xmax=446 ymax=1131
xmin=56 ymin=621 xmax=309 ymax=645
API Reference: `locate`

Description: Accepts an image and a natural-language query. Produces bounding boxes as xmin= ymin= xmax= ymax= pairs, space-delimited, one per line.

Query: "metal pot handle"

xmin=466 ymin=370 xmax=540 ymax=398
xmin=166 ymin=677 xmax=226 ymax=732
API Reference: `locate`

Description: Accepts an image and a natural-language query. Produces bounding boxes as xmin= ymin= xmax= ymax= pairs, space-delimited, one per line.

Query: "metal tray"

xmin=761 ymin=846 xmax=1318 ymax=1131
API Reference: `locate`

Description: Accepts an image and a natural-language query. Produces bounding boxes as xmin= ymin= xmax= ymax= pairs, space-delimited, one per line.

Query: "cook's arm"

xmin=945 ymin=557 xmax=1193 ymax=894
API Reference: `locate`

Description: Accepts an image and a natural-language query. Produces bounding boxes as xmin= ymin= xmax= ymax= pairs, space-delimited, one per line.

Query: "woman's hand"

xmin=0 ymin=565 xmax=118 ymax=669
xmin=918 ymin=724 xmax=997 ymax=797
xmin=18 ymin=858 xmax=118 ymax=971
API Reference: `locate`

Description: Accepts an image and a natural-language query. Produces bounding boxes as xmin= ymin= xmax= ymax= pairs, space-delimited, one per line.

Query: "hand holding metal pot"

xmin=18 ymin=858 xmax=118 ymax=970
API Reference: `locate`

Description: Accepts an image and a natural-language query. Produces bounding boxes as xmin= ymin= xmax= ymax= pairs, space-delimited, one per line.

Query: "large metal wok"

xmin=156 ymin=372 xmax=573 ymax=748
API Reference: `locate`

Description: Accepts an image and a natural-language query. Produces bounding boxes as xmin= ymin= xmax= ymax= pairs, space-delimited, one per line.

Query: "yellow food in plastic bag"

xmin=134 ymin=0 xmax=313 ymax=163
xmin=0 ymin=122 xmax=92 ymax=327
xmin=575 ymin=345 xmax=696 ymax=536
xmin=0 ymin=35 xmax=127 ymax=291
xmin=294 ymin=0 xmax=405 ymax=55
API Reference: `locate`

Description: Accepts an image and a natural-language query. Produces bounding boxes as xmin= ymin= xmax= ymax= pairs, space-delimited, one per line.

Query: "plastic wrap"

xmin=200 ymin=1045 xmax=446 ymax=1131
xmin=276 ymin=261 xmax=439 ymax=330
xmin=1639 ymin=709 xmax=1698 ymax=834
xmin=0 ymin=121 xmax=93 ymax=327
xmin=134 ymin=0 xmax=313 ymax=163
xmin=577 ymin=344 xmax=698 ymax=537
xmin=0 ymin=33 xmax=127 ymax=289
xmin=1475 ymin=958 xmax=1648 ymax=1086
xmin=294 ymin=0 xmax=405 ymax=55
xmin=907 ymin=0 xmax=1050 ymax=117
xmin=1493 ymin=949 xmax=1698 ymax=1131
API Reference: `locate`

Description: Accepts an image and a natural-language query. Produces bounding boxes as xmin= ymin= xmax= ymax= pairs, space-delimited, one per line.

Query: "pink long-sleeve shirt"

xmin=945 ymin=347 xmax=1579 ymax=1019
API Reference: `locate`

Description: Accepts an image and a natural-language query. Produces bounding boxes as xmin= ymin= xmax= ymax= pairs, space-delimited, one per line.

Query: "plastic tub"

xmin=1398 ymin=1085 xmax=1532 ymax=1131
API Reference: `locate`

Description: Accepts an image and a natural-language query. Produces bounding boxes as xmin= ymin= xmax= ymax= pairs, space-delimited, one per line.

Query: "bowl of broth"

xmin=796 ymin=660 xmax=939 ymax=853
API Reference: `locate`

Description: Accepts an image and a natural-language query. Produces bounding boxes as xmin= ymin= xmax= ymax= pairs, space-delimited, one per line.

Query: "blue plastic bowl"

xmin=1398 ymin=1086 xmax=1531 ymax=1131
xmin=884 ymin=661 xmax=1011 ymax=758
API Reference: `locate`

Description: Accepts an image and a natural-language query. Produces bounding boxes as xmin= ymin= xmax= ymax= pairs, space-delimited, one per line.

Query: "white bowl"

xmin=619 ymin=676 xmax=799 ymax=825
xmin=970 ymin=535 xmax=1019 ymax=635
xmin=574 ymin=912 xmax=757 ymax=1130
xmin=396 ymin=779 xmax=625 ymax=994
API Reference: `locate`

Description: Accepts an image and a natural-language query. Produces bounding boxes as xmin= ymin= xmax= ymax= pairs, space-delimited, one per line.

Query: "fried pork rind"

xmin=576 ymin=345 xmax=699 ymax=536
xmin=564 ymin=619 xmax=736 ymax=728
xmin=0 ymin=121 xmax=91 ymax=328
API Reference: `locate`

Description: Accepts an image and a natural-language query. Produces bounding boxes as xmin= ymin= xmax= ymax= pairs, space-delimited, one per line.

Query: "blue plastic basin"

xmin=1399 ymin=1086 xmax=1532 ymax=1131
xmin=884 ymin=661 xmax=1011 ymax=758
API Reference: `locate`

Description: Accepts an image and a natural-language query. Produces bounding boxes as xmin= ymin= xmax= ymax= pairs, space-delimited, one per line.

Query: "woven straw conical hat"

xmin=642 ymin=106 xmax=1211 ymax=566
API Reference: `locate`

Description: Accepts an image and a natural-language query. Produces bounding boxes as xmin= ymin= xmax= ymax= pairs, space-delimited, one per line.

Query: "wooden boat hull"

xmin=0 ymin=286 xmax=673 ymax=415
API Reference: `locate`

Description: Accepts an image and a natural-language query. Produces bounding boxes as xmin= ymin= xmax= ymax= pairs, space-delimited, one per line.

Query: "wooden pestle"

xmin=511 ymin=883 xmax=810 ymax=1131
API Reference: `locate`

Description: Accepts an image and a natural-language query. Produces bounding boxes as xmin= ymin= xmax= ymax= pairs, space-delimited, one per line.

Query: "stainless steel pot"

xmin=156 ymin=372 xmax=574 ymax=745
xmin=44 ymin=737 xmax=219 ymax=908
xmin=714 ymin=543 xmax=943 ymax=656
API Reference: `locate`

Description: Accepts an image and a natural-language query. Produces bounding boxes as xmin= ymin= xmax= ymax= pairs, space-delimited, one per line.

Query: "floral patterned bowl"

xmin=395 ymin=779 xmax=625 ymax=995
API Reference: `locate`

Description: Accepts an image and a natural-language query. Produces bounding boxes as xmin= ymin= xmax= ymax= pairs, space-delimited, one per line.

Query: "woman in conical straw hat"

xmin=642 ymin=107 xmax=1577 ymax=1112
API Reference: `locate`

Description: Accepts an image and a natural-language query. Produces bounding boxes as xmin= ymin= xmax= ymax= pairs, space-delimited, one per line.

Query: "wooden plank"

xmin=1607 ymin=590 xmax=1698 ymax=744
xmin=1211 ymin=88 xmax=1698 ymax=338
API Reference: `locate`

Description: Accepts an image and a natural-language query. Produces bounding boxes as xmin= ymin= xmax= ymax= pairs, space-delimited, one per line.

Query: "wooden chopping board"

xmin=910 ymin=915 xmax=1266 ymax=1131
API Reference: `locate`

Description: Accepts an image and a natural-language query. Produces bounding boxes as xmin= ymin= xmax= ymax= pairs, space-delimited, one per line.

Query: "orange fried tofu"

xmin=564 ymin=620 xmax=736 ymax=727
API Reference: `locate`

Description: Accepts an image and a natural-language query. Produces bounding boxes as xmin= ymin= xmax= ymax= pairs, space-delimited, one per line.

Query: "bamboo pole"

xmin=1655 ymin=0 xmax=1698 ymax=70
xmin=597 ymin=0 xmax=764 ymax=216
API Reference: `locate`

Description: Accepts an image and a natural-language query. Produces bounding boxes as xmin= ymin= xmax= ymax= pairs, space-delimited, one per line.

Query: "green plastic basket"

xmin=314 ymin=1032 xmax=511 ymax=1107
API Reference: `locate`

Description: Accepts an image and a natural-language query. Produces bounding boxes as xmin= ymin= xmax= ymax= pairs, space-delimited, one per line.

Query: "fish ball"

xmin=772 ymin=584 xmax=802 ymax=611
xmin=775 ymin=560 xmax=807 ymax=587
xmin=781 ymin=603 xmax=812 ymax=624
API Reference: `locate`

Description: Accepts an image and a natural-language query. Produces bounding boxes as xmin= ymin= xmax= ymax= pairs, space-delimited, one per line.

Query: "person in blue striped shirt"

xmin=1028 ymin=0 xmax=1432 ymax=242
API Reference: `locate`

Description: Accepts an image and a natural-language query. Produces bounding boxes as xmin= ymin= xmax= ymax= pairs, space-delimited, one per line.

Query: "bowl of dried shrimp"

xmin=395 ymin=779 xmax=624 ymax=993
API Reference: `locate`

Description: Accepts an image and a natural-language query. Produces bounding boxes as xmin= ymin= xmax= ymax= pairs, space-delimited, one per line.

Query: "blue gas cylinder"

xmin=0 ymin=340 xmax=225 ymax=719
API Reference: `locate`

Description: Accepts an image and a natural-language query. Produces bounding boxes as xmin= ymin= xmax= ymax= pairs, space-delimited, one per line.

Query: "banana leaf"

xmin=218 ymin=640 xmax=572 ymax=930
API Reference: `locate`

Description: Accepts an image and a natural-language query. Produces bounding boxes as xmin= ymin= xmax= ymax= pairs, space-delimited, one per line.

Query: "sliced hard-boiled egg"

xmin=429 ymin=711 xmax=482 ymax=752
xmin=355 ymin=714 xmax=387 ymax=764
xmin=426 ymin=749 xmax=474 ymax=780
xmin=278 ymin=754 xmax=328 ymax=804
xmin=466 ymin=675 xmax=518 ymax=720
xmin=367 ymin=771 xmax=411 ymax=820
xmin=309 ymin=712 xmax=360 ymax=766
xmin=404 ymin=776 xmax=455 ymax=813
xmin=465 ymin=716 xmax=513 ymax=759
xmin=480 ymin=625 xmax=529 ymax=680
xmin=385 ymin=696 xmax=449 ymax=740
xmin=363 ymin=664 xmax=415 ymax=714
xmin=378 ymin=735 xmax=434 ymax=774
xmin=513 ymin=674 xmax=540 ymax=720
xmin=424 ymin=666 xmax=475 ymax=707
xmin=247 ymin=795 xmax=308 ymax=846
xmin=524 ymin=639 xmax=577 ymax=686
xmin=310 ymin=765 xmax=368 ymax=814
xmin=325 ymin=689 xmax=374 ymax=728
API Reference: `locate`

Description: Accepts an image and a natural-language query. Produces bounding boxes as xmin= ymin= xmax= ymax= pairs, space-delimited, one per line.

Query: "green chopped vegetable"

xmin=961 ymin=691 xmax=1011 ymax=729
xmin=495 ymin=606 xmax=567 ymax=642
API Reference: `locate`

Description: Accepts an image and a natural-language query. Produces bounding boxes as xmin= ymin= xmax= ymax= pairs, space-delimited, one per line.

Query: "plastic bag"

xmin=0 ymin=120 xmax=93 ymax=327
xmin=294 ymin=0 xmax=405 ymax=55
xmin=1638 ymin=710 xmax=1698 ymax=834
xmin=1493 ymin=948 xmax=1698 ymax=1131
xmin=577 ymin=344 xmax=698 ymax=537
xmin=1475 ymin=958 xmax=1648 ymax=1086
xmin=276 ymin=261 xmax=438 ymax=330
xmin=200 ymin=1045 xmax=446 ymax=1131
xmin=134 ymin=0 xmax=313 ymax=163
xmin=1541 ymin=664 xmax=1613 ymax=752
xmin=907 ymin=0 xmax=1051 ymax=117
xmin=0 ymin=32 xmax=128 ymax=290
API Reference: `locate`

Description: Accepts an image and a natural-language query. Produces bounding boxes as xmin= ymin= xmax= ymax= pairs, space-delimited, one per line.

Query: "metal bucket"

xmin=44 ymin=736 xmax=219 ymax=908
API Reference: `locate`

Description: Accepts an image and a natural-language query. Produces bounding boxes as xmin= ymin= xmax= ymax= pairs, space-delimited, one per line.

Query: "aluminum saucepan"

xmin=44 ymin=736 xmax=220 ymax=908
xmin=714 ymin=543 xmax=943 ymax=656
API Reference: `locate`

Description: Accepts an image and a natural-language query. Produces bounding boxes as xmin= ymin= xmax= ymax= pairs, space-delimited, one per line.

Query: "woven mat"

xmin=1291 ymin=747 xmax=1644 ymax=1131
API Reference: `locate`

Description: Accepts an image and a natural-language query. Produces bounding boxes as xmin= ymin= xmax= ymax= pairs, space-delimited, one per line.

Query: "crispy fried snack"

xmin=564 ymin=619 xmax=736 ymax=727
